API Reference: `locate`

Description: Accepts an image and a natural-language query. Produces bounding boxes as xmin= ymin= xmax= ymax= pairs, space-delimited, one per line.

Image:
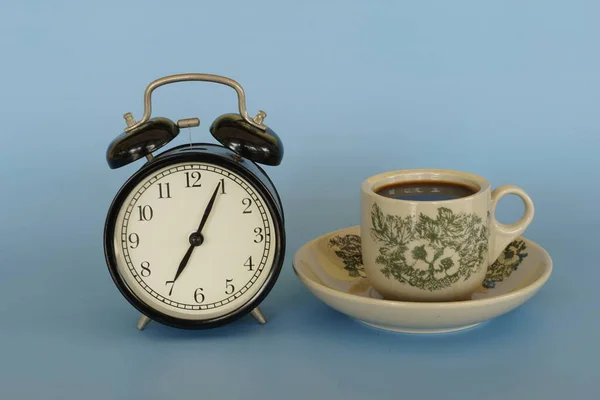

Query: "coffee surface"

xmin=375 ymin=181 xmax=478 ymax=201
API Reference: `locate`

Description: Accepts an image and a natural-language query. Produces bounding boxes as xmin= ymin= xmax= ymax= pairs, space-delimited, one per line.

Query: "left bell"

xmin=106 ymin=117 xmax=180 ymax=169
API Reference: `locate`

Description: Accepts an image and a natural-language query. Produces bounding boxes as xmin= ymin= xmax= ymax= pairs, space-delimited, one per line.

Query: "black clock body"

xmin=103 ymin=143 xmax=286 ymax=330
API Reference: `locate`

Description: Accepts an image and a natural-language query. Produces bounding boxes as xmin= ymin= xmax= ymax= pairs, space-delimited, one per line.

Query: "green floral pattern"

xmin=483 ymin=239 xmax=528 ymax=288
xmin=370 ymin=203 xmax=489 ymax=291
xmin=328 ymin=232 xmax=529 ymax=290
xmin=328 ymin=234 xmax=365 ymax=277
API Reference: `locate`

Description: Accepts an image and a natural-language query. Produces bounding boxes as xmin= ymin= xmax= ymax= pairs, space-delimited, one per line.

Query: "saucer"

xmin=293 ymin=226 xmax=552 ymax=334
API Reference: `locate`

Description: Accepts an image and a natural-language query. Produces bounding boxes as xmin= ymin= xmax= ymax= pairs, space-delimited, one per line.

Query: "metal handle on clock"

xmin=123 ymin=73 xmax=268 ymax=133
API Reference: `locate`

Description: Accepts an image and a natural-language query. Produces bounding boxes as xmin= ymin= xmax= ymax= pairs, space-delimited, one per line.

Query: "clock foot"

xmin=137 ymin=314 xmax=152 ymax=330
xmin=250 ymin=307 xmax=266 ymax=324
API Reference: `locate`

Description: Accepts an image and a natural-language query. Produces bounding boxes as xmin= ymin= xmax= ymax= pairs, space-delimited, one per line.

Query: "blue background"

xmin=1 ymin=1 xmax=598 ymax=398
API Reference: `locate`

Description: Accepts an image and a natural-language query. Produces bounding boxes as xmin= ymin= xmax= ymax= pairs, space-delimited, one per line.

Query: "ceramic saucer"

xmin=293 ymin=226 xmax=552 ymax=334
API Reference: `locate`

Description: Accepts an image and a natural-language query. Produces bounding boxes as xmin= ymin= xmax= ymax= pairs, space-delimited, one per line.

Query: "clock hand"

xmin=172 ymin=181 xmax=222 ymax=283
xmin=172 ymin=244 xmax=195 ymax=283
xmin=194 ymin=180 xmax=222 ymax=234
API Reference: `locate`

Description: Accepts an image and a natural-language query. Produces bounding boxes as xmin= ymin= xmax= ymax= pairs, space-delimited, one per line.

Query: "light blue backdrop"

xmin=1 ymin=1 xmax=598 ymax=399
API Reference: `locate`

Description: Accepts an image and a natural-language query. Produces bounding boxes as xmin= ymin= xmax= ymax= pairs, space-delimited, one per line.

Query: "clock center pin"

xmin=189 ymin=232 xmax=204 ymax=247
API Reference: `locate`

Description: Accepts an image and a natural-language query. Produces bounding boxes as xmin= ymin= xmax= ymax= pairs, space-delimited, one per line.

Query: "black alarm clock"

xmin=103 ymin=73 xmax=286 ymax=331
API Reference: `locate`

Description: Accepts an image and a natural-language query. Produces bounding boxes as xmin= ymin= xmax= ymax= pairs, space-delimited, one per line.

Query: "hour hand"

xmin=195 ymin=181 xmax=222 ymax=234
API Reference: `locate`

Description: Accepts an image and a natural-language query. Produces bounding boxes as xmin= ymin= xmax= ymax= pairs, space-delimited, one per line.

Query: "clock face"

xmin=108 ymin=161 xmax=278 ymax=325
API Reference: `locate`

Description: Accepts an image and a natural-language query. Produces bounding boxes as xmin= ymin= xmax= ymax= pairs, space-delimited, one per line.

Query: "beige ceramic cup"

xmin=360 ymin=169 xmax=534 ymax=302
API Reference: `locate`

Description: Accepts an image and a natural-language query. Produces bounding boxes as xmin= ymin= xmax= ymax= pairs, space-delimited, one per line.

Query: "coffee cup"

xmin=360 ymin=169 xmax=534 ymax=302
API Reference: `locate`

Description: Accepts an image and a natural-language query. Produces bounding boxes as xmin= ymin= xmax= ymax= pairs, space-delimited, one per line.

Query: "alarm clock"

xmin=103 ymin=73 xmax=286 ymax=331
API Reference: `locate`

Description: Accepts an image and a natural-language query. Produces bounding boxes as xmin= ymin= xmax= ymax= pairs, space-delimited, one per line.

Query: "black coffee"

xmin=375 ymin=181 xmax=478 ymax=201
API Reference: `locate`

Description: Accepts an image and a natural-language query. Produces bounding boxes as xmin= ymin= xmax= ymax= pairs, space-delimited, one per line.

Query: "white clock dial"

xmin=111 ymin=162 xmax=277 ymax=321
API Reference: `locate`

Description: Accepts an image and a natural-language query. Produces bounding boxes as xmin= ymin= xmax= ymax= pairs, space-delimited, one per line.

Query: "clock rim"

xmin=103 ymin=144 xmax=286 ymax=330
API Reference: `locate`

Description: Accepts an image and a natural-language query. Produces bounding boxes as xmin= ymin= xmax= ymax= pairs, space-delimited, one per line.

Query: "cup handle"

xmin=489 ymin=185 xmax=535 ymax=263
